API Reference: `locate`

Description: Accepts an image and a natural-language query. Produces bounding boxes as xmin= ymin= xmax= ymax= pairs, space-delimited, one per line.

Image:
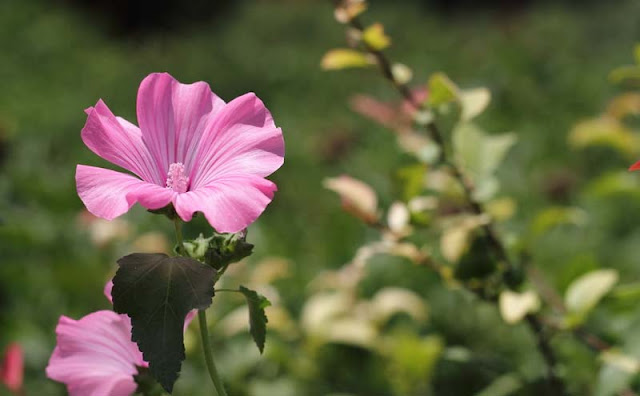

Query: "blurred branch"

xmin=329 ymin=3 xmax=567 ymax=394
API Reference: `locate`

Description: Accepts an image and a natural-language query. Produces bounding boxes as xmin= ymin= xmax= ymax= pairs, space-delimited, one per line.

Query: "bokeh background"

xmin=1 ymin=0 xmax=640 ymax=395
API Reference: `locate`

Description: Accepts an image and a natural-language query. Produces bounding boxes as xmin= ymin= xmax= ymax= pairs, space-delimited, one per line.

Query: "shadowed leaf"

xmin=239 ymin=286 xmax=271 ymax=353
xmin=112 ymin=253 xmax=216 ymax=393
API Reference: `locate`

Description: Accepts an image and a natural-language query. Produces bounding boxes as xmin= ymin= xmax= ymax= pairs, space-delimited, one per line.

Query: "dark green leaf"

xmin=238 ymin=285 xmax=271 ymax=353
xmin=112 ymin=253 xmax=216 ymax=393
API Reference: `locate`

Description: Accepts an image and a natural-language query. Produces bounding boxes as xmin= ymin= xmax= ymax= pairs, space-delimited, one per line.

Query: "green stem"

xmin=198 ymin=310 xmax=228 ymax=396
xmin=173 ymin=217 xmax=185 ymax=255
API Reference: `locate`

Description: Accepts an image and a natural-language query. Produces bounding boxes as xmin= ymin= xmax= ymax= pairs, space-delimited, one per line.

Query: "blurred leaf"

xmin=486 ymin=197 xmax=517 ymax=222
xmin=635 ymin=43 xmax=640 ymax=65
xmin=238 ymin=285 xmax=271 ymax=354
xmin=565 ymin=269 xmax=618 ymax=315
xmin=609 ymin=65 xmax=640 ymax=85
xmin=474 ymin=373 xmax=522 ymax=396
xmin=112 ymin=253 xmax=216 ymax=393
xmin=440 ymin=214 xmax=489 ymax=263
xmin=498 ymin=290 xmax=540 ymax=325
xmin=391 ymin=63 xmax=413 ymax=85
xmin=396 ymin=164 xmax=427 ymax=200
xmin=370 ymin=287 xmax=428 ymax=324
xmin=595 ymin=361 xmax=635 ymax=396
xmin=585 ymin=171 xmax=640 ymax=198
xmin=530 ymin=206 xmax=588 ymax=238
xmin=568 ymin=117 xmax=638 ymax=157
xmin=334 ymin=0 xmax=367 ymax=24
xmin=384 ymin=333 xmax=443 ymax=396
xmin=387 ymin=201 xmax=410 ymax=234
xmin=610 ymin=282 xmax=640 ymax=301
xmin=460 ymin=88 xmax=491 ymax=121
xmin=324 ymin=175 xmax=379 ymax=223
xmin=606 ymin=93 xmax=640 ymax=119
xmin=321 ymin=49 xmax=373 ymax=70
xmin=362 ymin=23 xmax=390 ymax=50
xmin=452 ymin=123 xmax=516 ymax=201
xmin=427 ymin=72 xmax=460 ymax=107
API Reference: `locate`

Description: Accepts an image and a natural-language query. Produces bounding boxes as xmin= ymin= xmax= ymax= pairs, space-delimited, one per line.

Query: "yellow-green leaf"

xmin=321 ymin=49 xmax=373 ymax=70
xmin=530 ymin=206 xmax=588 ymax=238
xmin=568 ymin=117 xmax=638 ymax=157
xmin=427 ymin=72 xmax=460 ymax=107
xmin=362 ymin=23 xmax=390 ymax=50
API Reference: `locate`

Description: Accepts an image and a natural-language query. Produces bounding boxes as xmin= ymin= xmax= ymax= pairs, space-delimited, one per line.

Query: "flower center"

xmin=166 ymin=162 xmax=189 ymax=193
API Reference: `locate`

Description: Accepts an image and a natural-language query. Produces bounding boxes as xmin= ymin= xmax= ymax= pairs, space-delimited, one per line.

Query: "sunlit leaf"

xmin=321 ymin=49 xmax=373 ymax=70
xmin=452 ymin=123 xmax=516 ymax=201
xmin=585 ymin=171 xmax=640 ymax=198
xmin=568 ymin=117 xmax=638 ymax=157
xmin=565 ymin=269 xmax=618 ymax=314
xmin=324 ymin=175 xmax=378 ymax=223
xmin=606 ymin=93 xmax=640 ymax=119
xmin=112 ymin=253 xmax=216 ymax=392
xmin=238 ymin=286 xmax=271 ymax=353
xmin=530 ymin=206 xmax=588 ymax=238
xmin=387 ymin=201 xmax=410 ymax=233
xmin=498 ymin=290 xmax=540 ymax=324
xmin=370 ymin=287 xmax=428 ymax=324
xmin=460 ymin=87 xmax=491 ymax=121
xmin=362 ymin=23 xmax=391 ymax=50
xmin=427 ymin=72 xmax=459 ymax=107
xmin=485 ymin=197 xmax=516 ymax=222
xmin=440 ymin=214 xmax=490 ymax=263
xmin=334 ymin=0 xmax=367 ymax=24
xmin=391 ymin=63 xmax=413 ymax=85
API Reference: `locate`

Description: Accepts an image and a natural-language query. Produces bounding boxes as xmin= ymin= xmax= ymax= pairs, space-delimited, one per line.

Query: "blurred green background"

xmin=1 ymin=0 xmax=639 ymax=395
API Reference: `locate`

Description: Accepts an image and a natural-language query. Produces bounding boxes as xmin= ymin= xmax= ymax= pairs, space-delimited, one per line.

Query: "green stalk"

xmin=198 ymin=310 xmax=228 ymax=396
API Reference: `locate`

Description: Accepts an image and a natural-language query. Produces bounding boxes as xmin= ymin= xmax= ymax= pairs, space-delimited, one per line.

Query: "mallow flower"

xmin=76 ymin=72 xmax=284 ymax=233
xmin=0 ymin=343 xmax=23 ymax=394
xmin=46 ymin=282 xmax=195 ymax=395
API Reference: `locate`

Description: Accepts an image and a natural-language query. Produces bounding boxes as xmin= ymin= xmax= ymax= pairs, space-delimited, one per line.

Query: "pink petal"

xmin=82 ymin=100 xmax=162 ymax=184
xmin=46 ymin=311 xmax=146 ymax=396
xmin=76 ymin=165 xmax=175 ymax=220
xmin=174 ymin=174 xmax=277 ymax=233
xmin=136 ymin=72 xmax=225 ymax=178
xmin=190 ymin=93 xmax=284 ymax=190
xmin=0 ymin=343 xmax=23 ymax=393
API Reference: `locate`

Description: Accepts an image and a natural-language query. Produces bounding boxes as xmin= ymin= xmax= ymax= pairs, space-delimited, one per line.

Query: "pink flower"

xmin=46 ymin=311 xmax=146 ymax=396
xmin=46 ymin=281 xmax=196 ymax=395
xmin=76 ymin=72 xmax=284 ymax=233
xmin=0 ymin=343 xmax=24 ymax=394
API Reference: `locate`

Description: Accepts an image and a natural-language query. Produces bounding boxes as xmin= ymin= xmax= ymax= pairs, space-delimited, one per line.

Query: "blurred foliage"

xmin=1 ymin=0 xmax=640 ymax=395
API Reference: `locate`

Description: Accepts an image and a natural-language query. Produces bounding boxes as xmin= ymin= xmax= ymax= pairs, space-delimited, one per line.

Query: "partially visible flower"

xmin=76 ymin=72 xmax=284 ymax=233
xmin=47 ymin=282 xmax=195 ymax=395
xmin=630 ymin=160 xmax=640 ymax=171
xmin=0 ymin=343 xmax=23 ymax=394
xmin=46 ymin=311 xmax=146 ymax=396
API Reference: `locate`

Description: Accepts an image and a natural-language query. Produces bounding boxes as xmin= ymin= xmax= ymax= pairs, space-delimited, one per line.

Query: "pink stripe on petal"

xmin=76 ymin=165 xmax=174 ymax=221
xmin=190 ymin=93 xmax=285 ymax=189
xmin=136 ymin=73 xmax=225 ymax=179
xmin=174 ymin=174 xmax=277 ymax=233
xmin=81 ymin=100 xmax=161 ymax=184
